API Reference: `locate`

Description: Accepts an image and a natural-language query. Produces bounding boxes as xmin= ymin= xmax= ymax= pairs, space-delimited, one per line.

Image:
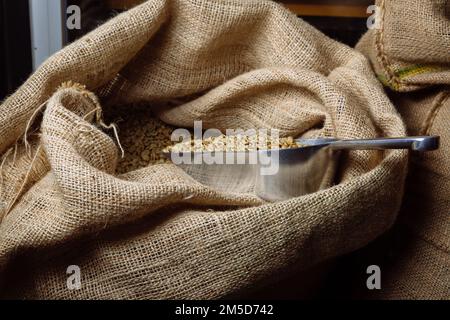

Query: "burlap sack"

xmin=0 ymin=0 xmax=407 ymax=299
xmin=380 ymin=89 xmax=450 ymax=299
xmin=357 ymin=0 xmax=450 ymax=91
xmin=354 ymin=0 xmax=450 ymax=300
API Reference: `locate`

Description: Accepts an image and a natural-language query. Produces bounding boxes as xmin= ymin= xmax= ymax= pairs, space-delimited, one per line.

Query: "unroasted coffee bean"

xmin=109 ymin=107 xmax=175 ymax=174
xmin=167 ymin=134 xmax=302 ymax=153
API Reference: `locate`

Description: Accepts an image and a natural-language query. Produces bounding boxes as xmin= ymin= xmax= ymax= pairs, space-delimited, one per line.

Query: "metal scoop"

xmin=167 ymin=136 xmax=439 ymax=202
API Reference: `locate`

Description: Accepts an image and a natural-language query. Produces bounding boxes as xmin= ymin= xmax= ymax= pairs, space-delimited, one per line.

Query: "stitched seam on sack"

xmin=378 ymin=65 xmax=445 ymax=84
xmin=412 ymin=90 xmax=450 ymax=254
xmin=412 ymin=229 xmax=450 ymax=256
xmin=420 ymin=91 xmax=450 ymax=136
xmin=374 ymin=2 xmax=450 ymax=90
xmin=375 ymin=0 xmax=402 ymax=90
xmin=402 ymin=204 xmax=450 ymax=254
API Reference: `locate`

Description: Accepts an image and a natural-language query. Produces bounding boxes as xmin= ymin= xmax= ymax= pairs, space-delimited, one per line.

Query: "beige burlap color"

xmin=357 ymin=0 xmax=450 ymax=91
xmin=0 ymin=0 xmax=407 ymax=299
xmin=355 ymin=0 xmax=449 ymax=300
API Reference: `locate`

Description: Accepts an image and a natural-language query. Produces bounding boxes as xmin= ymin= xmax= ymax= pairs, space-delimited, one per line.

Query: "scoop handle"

xmin=328 ymin=136 xmax=440 ymax=152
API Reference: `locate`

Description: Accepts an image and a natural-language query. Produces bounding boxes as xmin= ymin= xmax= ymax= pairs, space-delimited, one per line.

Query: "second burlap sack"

xmin=0 ymin=0 xmax=407 ymax=299
xmin=355 ymin=0 xmax=449 ymax=299
xmin=358 ymin=0 xmax=450 ymax=91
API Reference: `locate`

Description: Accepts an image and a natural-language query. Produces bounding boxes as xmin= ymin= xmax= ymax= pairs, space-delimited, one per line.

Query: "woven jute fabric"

xmin=357 ymin=0 xmax=450 ymax=91
xmin=383 ymin=90 xmax=450 ymax=299
xmin=0 ymin=0 xmax=407 ymax=299
xmin=355 ymin=0 xmax=450 ymax=300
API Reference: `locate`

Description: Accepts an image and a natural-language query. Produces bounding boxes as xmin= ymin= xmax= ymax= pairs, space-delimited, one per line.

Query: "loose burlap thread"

xmin=0 ymin=0 xmax=407 ymax=299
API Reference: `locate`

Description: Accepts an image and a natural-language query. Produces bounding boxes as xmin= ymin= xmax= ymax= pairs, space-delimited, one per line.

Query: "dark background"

xmin=0 ymin=0 xmax=32 ymax=101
